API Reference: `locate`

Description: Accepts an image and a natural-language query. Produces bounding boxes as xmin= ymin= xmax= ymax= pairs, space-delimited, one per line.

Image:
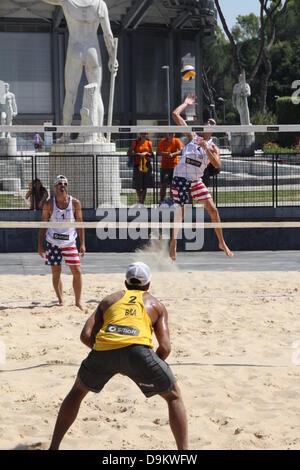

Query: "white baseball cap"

xmin=125 ymin=262 xmax=151 ymax=287
xmin=54 ymin=175 xmax=68 ymax=185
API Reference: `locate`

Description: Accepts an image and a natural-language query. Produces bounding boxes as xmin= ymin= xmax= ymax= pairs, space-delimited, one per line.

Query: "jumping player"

xmin=170 ymin=94 xmax=233 ymax=261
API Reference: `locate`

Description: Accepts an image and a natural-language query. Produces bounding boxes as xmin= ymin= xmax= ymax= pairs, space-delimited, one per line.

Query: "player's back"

xmin=93 ymin=290 xmax=153 ymax=351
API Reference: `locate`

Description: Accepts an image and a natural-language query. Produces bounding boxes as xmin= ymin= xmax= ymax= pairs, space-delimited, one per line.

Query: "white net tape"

xmin=1 ymin=221 xmax=300 ymax=229
xmin=1 ymin=124 xmax=300 ymax=134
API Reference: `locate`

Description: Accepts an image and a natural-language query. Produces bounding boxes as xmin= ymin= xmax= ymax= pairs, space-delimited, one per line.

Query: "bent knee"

xmin=205 ymin=200 xmax=218 ymax=213
xmin=160 ymin=382 xmax=182 ymax=402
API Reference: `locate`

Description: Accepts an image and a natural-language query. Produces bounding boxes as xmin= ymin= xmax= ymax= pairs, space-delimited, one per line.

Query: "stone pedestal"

xmin=1 ymin=177 xmax=21 ymax=191
xmin=49 ymin=79 xmax=121 ymax=206
xmin=97 ymin=154 xmax=122 ymax=207
xmin=0 ymin=137 xmax=17 ymax=156
xmin=49 ymin=142 xmax=122 ymax=208
xmin=50 ymin=141 xmax=116 ymax=155
xmin=230 ymin=133 xmax=255 ymax=156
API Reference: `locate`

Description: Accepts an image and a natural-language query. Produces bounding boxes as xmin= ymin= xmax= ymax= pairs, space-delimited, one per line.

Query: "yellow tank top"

xmin=93 ymin=290 xmax=153 ymax=351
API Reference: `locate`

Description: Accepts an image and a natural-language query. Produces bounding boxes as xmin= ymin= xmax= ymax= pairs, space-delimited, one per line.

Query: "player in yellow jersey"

xmin=49 ymin=262 xmax=188 ymax=450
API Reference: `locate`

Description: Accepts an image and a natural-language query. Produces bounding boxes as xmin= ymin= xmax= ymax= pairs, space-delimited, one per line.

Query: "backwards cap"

xmin=125 ymin=262 xmax=151 ymax=287
xmin=54 ymin=175 xmax=68 ymax=185
xmin=206 ymin=118 xmax=216 ymax=125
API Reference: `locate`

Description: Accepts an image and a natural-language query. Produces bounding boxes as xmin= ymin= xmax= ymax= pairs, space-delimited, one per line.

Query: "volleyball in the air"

xmin=181 ymin=65 xmax=196 ymax=81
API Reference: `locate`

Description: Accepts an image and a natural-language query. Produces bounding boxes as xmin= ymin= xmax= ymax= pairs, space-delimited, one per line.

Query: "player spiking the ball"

xmin=170 ymin=94 xmax=233 ymax=261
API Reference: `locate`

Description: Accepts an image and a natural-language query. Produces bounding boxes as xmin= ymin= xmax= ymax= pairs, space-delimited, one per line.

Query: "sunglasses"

xmin=57 ymin=182 xmax=68 ymax=186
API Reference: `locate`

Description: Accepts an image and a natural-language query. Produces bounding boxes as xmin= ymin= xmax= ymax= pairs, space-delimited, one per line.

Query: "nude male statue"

xmin=0 ymin=83 xmax=18 ymax=138
xmin=42 ymin=1 xmax=118 ymax=139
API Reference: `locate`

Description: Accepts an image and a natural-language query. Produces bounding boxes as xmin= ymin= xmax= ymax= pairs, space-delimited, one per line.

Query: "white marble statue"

xmin=42 ymin=0 xmax=118 ymax=141
xmin=79 ymin=82 xmax=99 ymax=143
xmin=231 ymin=69 xmax=255 ymax=155
xmin=0 ymin=83 xmax=18 ymax=138
xmin=232 ymin=69 xmax=251 ymax=125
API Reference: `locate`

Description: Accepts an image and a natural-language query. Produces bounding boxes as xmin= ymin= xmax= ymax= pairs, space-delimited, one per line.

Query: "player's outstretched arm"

xmin=153 ymin=303 xmax=171 ymax=360
xmin=80 ymin=303 xmax=104 ymax=349
xmin=172 ymin=95 xmax=196 ymax=142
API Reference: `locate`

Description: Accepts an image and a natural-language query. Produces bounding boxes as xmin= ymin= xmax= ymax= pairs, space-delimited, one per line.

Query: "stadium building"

xmin=0 ymin=0 xmax=217 ymax=126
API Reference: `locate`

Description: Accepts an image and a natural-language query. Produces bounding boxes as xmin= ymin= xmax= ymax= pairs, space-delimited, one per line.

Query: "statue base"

xmin=230 ymin=133 xmax=255 ymax=156
xmin=49 ymin=141 xmax=122 ymax=207
xmin=50 ymin=141 xmax=116 ymax=155
xmin=0 ymin=137 xmax=17 ymax=156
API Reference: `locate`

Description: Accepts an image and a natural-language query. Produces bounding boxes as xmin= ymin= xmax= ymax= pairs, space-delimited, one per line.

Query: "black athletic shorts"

xmin=160 ymin=168 xmax=175 ymax=185
xmin=132 ymin=165 xmax=154 ymax=190
xmin=78 ymin=344 xmax=175 ymax=398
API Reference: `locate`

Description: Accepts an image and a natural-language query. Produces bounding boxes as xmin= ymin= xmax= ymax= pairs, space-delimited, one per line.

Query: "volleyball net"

xmin=0 ymin=124 xmax=300 ymax=213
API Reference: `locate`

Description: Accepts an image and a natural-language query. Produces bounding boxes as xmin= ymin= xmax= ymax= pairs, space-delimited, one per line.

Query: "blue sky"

xmin=217 ymin=0 xmax=261 ymax=30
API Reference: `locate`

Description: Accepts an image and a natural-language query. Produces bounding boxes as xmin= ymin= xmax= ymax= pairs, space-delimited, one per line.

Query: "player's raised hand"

xmin=184 ymin=94 xmax=197 ymax=106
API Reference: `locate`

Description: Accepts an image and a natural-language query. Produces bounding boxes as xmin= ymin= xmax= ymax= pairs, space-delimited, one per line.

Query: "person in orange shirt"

xmin=127 ymin=133 xmax=154 ymax=205
xmin=157 ymin=133 xmax=183 ymax=201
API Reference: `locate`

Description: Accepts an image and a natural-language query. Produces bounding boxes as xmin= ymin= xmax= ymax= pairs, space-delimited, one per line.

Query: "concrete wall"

xmin=1 ymin=207 xmax=300 ymax=253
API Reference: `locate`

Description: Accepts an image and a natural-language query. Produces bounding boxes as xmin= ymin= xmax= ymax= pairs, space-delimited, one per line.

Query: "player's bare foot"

xmin=169 ymin=239 xmax=177 ymax=261
xmin=76 ymin=302 xmax=84 ymax=311
xmin=219 ymin=243 xmax=234 ymax=258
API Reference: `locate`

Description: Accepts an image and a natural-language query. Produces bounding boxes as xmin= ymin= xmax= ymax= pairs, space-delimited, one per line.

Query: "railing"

xmin=1 ymin=153 xmax=300 ymax=211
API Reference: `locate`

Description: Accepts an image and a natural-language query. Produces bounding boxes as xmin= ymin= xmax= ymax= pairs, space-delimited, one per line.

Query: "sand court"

xmin=1 ymin=264 xmax=300 ymax=450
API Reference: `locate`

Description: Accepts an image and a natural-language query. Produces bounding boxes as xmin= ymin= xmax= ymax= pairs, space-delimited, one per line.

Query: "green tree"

xmin=214 ymin=0 xmax=291 ymax=115
xmin=232 ymin=13 xmax=260 ymax=42
xmin=203 ymin=26 xmax=236 ymax=122
xmin=269 ymin=0 xmax=300 ymax=110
